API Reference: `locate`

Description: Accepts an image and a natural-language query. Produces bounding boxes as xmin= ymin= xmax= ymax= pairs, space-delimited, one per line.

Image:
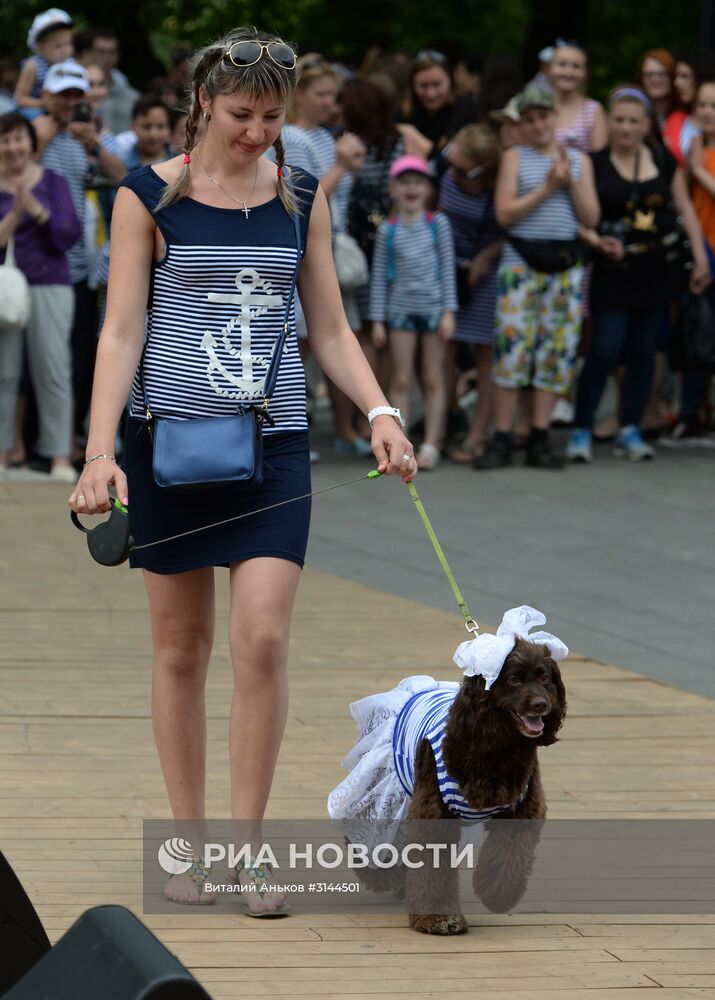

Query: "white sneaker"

xmin=613 ymin=425 xmax=655 ymax=461
xmin=49 ymin=465 xmax=78 ymax=483
xmin=3 ymin=466 xmax=51 ymax=482
xmin=416 ymin=443 xmax=441 ymax=470
xmin=551 ymin=398 xmax=575 ymax=425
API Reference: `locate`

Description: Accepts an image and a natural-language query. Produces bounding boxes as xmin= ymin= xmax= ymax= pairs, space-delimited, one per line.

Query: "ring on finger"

xmin=401 ymin=453 xmax=411 ymax=464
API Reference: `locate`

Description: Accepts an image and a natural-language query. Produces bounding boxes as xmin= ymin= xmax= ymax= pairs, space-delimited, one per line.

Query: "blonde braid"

xmin=273 ymin=133 xmax=300 ymax=216
xmin=156 ymin=79 xmax=203 ymax=210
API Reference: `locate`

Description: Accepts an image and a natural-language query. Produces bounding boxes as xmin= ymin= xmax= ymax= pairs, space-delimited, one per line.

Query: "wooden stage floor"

xmin=1 ymin=480 xmax=714 ymax=999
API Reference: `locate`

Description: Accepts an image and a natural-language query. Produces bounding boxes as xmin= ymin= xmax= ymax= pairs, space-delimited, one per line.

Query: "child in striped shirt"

xmin=14 ymin=9 xmax=74 ymax=120
xmin=370 ymin=156 xmax=457 ymax=470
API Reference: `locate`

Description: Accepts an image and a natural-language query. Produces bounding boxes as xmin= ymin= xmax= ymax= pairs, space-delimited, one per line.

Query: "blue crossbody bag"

xmin=139 ymin=200 xmax=304 ymax=492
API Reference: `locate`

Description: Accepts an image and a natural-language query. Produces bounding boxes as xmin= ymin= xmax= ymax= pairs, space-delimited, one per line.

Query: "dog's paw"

xmin=409 ymin=913 xmax=468 ymax=935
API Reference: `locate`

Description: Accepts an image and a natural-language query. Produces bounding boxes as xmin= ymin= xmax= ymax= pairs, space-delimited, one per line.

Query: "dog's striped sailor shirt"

xmin=392 ymin=686 xmax=526 ymax=821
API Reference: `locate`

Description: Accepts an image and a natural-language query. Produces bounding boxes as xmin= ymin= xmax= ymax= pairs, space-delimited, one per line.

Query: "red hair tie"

xmin=183 ymin=153 xmax=191 ymax=165
xmin=276 ymin=166 xmax=283 ymax=177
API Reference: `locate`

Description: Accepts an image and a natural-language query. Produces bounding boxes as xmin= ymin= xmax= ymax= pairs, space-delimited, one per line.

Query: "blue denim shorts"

xmin=386 ymin=312 xmax=442 ymax=334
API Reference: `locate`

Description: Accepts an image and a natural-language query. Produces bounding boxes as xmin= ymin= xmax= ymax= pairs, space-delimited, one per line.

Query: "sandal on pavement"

xmin=164 ymin=857 xmax=215 ymax=905
xmin=228 ymin=856 xmax=291 ymax=917
xmin=416 ymin=443 xmax=441 ymax=470
xmin=449 ymin=436 xmax=484 ymax=464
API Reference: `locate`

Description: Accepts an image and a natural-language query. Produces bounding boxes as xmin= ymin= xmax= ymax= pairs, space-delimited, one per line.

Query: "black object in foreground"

xmin=71 ymin=498 xmax=133 ymax=566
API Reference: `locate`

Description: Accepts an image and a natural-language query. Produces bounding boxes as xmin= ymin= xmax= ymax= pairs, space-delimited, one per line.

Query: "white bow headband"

xmin=453 ymin=605 xmax=568 ymax=689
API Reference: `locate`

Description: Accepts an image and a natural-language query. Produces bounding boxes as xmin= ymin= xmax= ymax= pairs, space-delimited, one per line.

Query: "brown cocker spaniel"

xmin=406 ymin=637 xmax=567 ymax=935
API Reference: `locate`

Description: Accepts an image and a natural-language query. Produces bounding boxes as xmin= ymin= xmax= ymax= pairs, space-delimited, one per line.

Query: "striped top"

xmin=555 ymin=98 xmax=600 ymax=153
xmin=369 ymin=212 xmax=458 ymax=321
xmin=280 ymin=125 xmax=352 ymax=230
xmin=392 ymin=686 xmax=521 ymax=821
xmin=41 ymin=130 xmax=89 ymax=282
xmin=22 ymin=54 xmax=51 ymax=98
xmin=438 ymin=171 xmax=500 ymax=344
xmin=119 ymin=165 xmax=319 ymax=434
xmin=500 ymin=145 xmax=582 ymax=270
xmin=439 ymin=171 xmax=500 ymax=265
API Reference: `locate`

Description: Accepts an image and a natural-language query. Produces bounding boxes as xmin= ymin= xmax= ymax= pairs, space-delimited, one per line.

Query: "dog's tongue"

xmin=521 ymin=714 xmax=545 ymax=734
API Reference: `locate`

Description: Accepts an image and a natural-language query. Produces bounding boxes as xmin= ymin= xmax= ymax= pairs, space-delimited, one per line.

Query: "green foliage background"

xmin=0 ymin=0 xmax=704 ymax=97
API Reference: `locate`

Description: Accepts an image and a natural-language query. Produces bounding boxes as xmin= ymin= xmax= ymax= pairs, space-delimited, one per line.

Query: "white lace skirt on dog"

xmin=327 ymin=675 xmax=514 ymax=853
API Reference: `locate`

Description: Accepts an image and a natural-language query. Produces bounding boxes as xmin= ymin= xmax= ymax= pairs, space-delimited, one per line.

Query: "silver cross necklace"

xmin=195 ymin=144 xmax=259 ymax=219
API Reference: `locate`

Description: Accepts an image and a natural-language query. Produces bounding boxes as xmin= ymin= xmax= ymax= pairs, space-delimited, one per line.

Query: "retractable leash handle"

xmin=71 ymin=498 xmax=133 ymax=567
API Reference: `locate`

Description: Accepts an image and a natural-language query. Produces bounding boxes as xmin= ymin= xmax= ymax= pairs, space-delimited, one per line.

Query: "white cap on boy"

xmin=28 ymin=8 xmax=73 ymax=53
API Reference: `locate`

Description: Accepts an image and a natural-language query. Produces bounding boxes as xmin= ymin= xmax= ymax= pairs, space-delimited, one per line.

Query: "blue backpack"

xmin=385 ymin=211 xmax=442 ymax=283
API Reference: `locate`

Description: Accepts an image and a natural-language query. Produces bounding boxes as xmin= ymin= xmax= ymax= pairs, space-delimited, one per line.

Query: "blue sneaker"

xmin=613 ymin=425 xmax=655 ymax=461
xmin=565 ymin=429 xmax=593 ymax=463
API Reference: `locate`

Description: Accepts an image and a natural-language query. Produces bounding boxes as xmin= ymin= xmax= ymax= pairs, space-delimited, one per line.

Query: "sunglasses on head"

xmin=299 ymin=56 xmax=332 ymax=73
xmin=443 ymin=143 xmax=485 ymax=180
xmin=414 ymin=49 xmax=448 ymax=66
xmin=224 ymin=40 xmax=297 ymax=70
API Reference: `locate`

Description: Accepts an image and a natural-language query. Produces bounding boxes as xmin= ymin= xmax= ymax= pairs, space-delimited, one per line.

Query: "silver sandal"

xmin=228 ymin=856 xmax=290 ymax=917
xmin=165 ymin=857 xmax=215 ymax=906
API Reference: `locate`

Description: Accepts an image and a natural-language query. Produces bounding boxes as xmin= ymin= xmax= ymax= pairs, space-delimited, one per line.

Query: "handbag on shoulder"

xmin=330 ymin=198 xmax=369 ymax=293
xmin=140 ymin=201 xmax=304 ymax=493
xmin=0 ymin=235 xmax=31 ymax=332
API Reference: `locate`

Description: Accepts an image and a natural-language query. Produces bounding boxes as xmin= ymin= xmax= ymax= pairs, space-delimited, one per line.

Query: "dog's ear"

xmin=538 ymin=659 xmax=567 ymax=746
xmin=451 ymin=674 xmax=513 ymax=751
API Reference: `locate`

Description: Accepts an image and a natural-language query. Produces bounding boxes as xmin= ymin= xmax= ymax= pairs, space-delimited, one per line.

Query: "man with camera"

xmin=33 ymin=59 xmax=125 ymax=453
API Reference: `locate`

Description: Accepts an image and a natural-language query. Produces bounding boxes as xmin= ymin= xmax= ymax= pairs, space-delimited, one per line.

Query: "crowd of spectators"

xmin=0 ymin=10 xmax=714 ymax=481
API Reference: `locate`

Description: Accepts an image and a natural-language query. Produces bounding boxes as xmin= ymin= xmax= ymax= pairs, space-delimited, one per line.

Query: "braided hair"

xmin=156 ymin=28 xmax=300 ymax=213
xmin=272 ymin=132 xmax=299 ymax=215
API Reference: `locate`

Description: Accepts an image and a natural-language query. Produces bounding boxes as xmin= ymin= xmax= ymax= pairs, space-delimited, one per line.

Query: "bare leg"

xmin=493 ymin=386 xmax=520 ymax=433
xmin=389 ymin=330 xmax=418 ymax=429
xmin=531 ymin=388 xmax=557 ymax=429
xmin=143 ymin=566 xmax=215 ymax=902
xmin=419 ymin=333 xmax=448 ymax=450
xmin=328 ymin=379 xmax=362 ymax=443
xmin=228 ymin=556 xmax=302 ymax=912
xmin=471 ymin=344 xmax=494 ymax=447
xmin=7 ymin=393 xmax=26 ymax=465
xmin=514 ymin=389 xmax=532 ymax=440
xmin=642 ymin=350 xmax=668 ymax=430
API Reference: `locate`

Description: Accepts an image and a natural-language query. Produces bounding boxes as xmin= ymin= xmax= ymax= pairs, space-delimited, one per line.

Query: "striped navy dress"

xmin=439 ymin=171 xmax=501 ymax=345
xmin=499 ymin=144 xmax=582 ymax=272
xmin=392 ymin=686 xmax=519 ymax=821
xmin=118 ymin=165 xmax=319 ymax=575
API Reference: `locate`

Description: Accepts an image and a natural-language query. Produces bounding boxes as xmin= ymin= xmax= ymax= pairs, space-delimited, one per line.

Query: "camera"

xmin=72 ymin=101 xmax=93 ymax=123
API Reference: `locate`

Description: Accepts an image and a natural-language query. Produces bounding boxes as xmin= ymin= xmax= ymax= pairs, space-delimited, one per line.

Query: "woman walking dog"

xmin=67 ymin=27 xmax=415 ymax=915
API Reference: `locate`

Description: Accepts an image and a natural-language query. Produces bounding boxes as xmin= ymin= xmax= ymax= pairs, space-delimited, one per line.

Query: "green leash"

xmin=129 ymin=466 xmax=478 ymax=636
xmin=405 ymin=480 xmax=479 ymax=636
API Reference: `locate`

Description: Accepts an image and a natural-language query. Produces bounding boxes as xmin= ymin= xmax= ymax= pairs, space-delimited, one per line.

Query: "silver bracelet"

xmin=83 ymin=453 xmax=116 ymax=467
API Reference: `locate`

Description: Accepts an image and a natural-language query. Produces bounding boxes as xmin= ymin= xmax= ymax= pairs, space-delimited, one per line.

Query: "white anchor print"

xmin=201 ymin=268 xmax=283 ymax=399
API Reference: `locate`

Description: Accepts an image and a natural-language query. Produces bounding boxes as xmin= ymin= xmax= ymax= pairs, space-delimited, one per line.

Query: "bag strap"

xmin=139 ymin=182 xmax=304 ymax=418
xmin=386 ymin=212 xmax=442 ymax=282
xmin=386 ymin=216 xmax=397 ymax=282
xmin=426 ymin=211 xmax=442 ymax=282
xmin=263 ymin=203 xmax=303 ymax=400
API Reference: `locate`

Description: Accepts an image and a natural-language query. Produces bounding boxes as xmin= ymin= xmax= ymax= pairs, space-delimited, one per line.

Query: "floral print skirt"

xmin=493 ymin=264 xmax=584 ymax=394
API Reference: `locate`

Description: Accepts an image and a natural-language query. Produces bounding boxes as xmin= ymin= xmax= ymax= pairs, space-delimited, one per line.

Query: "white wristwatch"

xmin=367 ymin=405 xmax=405 ymax=429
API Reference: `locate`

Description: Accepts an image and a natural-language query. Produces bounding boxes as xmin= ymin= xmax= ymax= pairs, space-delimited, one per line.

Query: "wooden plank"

xmin=2 ymin=482 xmax=715 ymax=999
